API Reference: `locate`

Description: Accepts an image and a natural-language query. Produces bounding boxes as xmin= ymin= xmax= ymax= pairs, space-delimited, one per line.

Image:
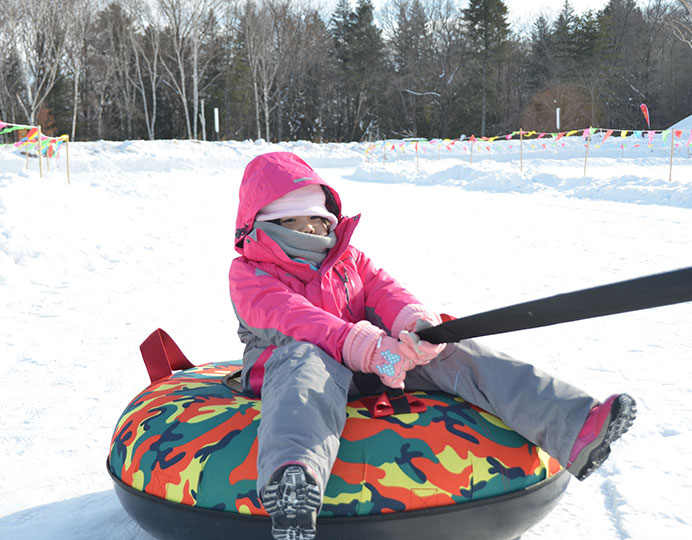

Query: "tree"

xmin=551 ymin=0 xmax=578 ymax=79
xmin=383 ymin=0 xmax=437 ymax=137
xmin=329 ymin=0 xmax=387 ymax=140
xmin=215 ymin=4 xmax=255 ymax=140
xmin=158 ymin=0 xmax=224 ymax=139
xmin=0 ymin=8 xmax=20 ymax=126
xmin=11 ymin=0 xmax=70 ymax=125
xmin=672 ymin=0 xmax=692 ymax=49
xmin=102 ymin=3 xmax=139 ymax=138
xmin=644 ymin=0 xmax=692 ymax=127
xmin=63 ymin=0 xmax=101 ymax=140
xmin=597 ymin=0 xmax=652 ymax=127
xmin=81 ymin=6 xmax=118 ymax=139
xmin=464 ymin=0 xmax=510 ymax=136
xmin=525 ymin=15 xmax=553 ymax=91
xmin=425 ymin=0 xmax=469 ymax=137
xmin=274 ymin=7 xmax=332 ymax=141
xmin=241 ymin=0 xmax=280 ymax=140
xmin=123 ymin=0 xmax=164 ymax=140
xmin=269 ymin=1 xmax=308 ymax=142
xmin=637 ymin=1 xmax=678 ymax=121
xmin=327 ymin=0 xmax=353 ymax=140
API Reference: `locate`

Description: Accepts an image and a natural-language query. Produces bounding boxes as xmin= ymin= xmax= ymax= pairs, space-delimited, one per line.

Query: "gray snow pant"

xmin=252 ymin=339 xmax=597 ymax=497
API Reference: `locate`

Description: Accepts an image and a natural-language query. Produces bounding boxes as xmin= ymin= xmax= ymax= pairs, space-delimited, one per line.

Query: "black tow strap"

xmin=417 ymin=266 xmax=692 ymax=344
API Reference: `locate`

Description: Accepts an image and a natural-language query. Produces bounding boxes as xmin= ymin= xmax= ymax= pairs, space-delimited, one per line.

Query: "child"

xmin=229 ymin=151 xmax=636 ymax=540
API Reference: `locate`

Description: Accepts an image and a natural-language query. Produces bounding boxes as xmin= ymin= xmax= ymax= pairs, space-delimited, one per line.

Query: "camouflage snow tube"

xmin=108 ymin=361 xmax=569 ymax=540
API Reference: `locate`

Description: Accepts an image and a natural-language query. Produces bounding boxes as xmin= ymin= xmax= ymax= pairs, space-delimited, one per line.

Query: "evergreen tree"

xmin=386 ymin=0 xmax=435 ymax=137
xmin=278 ymin=8 xmax=333 ymax=141
xmin=463 ymin=0 xmax=510 ymax=136
xmin=330 ymin=0 xmax=351 ymax=67
xmin=425 ymin=0 xmax=469 ymax=138
xmin=526 ymin=15 xmax=553 ymax=91
xmin=597 ymin=0 xmax=649 ymax=127
xmin=328 ymin=0 xmax=387 ymax=140
xmin=551 ymin=0 xmax=578 ymax=79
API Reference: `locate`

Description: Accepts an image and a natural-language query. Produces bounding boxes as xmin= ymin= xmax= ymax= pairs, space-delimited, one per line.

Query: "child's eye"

xmin=280 ymin=218 xmax=296 ymax=224
xmin=310 ymin=216 xmax=322 ymax=221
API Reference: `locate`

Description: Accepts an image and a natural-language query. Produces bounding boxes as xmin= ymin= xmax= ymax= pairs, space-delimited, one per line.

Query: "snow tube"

xmin=108 ymin=361 xmax=569 ymax=540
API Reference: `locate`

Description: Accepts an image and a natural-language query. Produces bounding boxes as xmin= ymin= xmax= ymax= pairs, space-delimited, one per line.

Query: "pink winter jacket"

xmin=229 ymin=152 xmax=421 ymax=395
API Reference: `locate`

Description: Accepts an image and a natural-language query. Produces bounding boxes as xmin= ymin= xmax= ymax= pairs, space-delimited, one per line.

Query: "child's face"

xmin=278 ymin=215 xmax=330 ymax=236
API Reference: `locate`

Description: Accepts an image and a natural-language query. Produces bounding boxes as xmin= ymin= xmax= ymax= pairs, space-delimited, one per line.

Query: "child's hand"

xmin=398 ymin=331 xmax=445 ymax=365
xmin=343 ymin=321 xmax=418 ymax=389
xmin=369 ymin=335 xmax=417 ymax=389
xmin=393 ymin=305 xmax=442 ymax=335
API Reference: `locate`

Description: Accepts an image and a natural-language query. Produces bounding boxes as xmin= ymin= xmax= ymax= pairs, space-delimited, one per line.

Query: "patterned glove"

xmin=343 ymin=321 xmax=418 ymax=389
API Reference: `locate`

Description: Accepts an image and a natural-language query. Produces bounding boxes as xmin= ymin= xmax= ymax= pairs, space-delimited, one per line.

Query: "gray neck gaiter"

xmin=254 ymin=221 xmax=337 ymax=268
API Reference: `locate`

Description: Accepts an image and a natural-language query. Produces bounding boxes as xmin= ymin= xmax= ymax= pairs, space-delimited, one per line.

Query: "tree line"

xmin=1 ymin=0 xmax=691 ymax=143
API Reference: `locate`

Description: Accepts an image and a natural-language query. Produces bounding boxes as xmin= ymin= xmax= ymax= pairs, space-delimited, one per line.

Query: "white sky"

xmin=503 ymin=0 xmax=615 ymax=27
xmin=330 ymin=1 xmax=630 ymax=28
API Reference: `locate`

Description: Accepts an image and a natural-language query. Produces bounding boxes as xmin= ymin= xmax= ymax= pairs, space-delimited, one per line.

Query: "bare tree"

xmin=672 ymin=0 xmax=692 ymax=48
xmin=125 ymin=0 xmax=163 ymax=140
xmin=158 ymin=0 xmax=225 ymax=139
xmin=11 ymin=0 xmax=70 ymax=125
xmin=64 ymin=0 xmax=102 ymax=140
xmin=98 ymin=3 xmax=139 ymax=138
xmin=0 ymin=9 xmax=16 ymax=124
xmin=639 ymin=0 xmax=678 ymax=107
xmin=242 ymin=0 xmax=279 ymax=140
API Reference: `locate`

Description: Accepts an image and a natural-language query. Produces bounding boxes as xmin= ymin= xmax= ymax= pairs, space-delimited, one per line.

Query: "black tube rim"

xmin=107 ymin=457 xmax=570 ymax=525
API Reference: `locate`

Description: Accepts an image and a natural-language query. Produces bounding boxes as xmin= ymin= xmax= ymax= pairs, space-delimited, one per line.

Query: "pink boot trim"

xmin=567 ymin=393 xmax=636 ymax=481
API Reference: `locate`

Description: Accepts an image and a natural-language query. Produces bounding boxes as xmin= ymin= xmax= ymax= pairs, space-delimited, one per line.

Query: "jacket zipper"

xmin=333 ymin=267 xmax=355 ymax=318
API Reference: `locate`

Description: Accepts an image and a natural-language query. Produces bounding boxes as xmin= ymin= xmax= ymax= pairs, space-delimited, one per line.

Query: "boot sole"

xmin=263 ymin=465 xmax=321 ymax=540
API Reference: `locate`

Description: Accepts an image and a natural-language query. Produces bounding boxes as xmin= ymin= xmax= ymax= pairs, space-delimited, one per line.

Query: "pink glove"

xmin=343 ymin=321 xmax=418 ymax=389
xmin=392 ymin=304 xmax=442 ymax=335
xmin=398 ymin=329 xmax=445 ymax=366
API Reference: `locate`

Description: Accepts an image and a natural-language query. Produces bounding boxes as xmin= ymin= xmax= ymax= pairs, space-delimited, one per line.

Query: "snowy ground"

xmin=1 ymin=135 xmax=691 ymax=539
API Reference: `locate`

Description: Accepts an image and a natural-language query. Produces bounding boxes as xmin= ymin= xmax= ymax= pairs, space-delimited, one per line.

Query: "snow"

xmin=1 ymin=135 xmax=691 ymax=540
xmin=670 ymin=113 xmax=692 ymax=131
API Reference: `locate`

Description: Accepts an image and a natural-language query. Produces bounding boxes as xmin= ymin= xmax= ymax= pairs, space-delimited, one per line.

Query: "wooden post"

xmin=65 ymin=136 xmax=71 ymax=185
xmin=37 ymin=126 xmax=43 ymax=178
xmin=470 ymin=140 xmax=474 ymax=164
xmin=583 ymin=128 xmax=592 ymax=176
xmin=520 ymin=129 xmax=523 ymax=172
xmin=382 ymin=140 xmax=386 ymax=166
xmin=668 ymin=129 xmax=675 ymax=182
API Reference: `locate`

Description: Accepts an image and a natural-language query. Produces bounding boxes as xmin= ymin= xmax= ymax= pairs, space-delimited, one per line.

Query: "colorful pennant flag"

xmin=640 ymin=103 xmax=651 ymax=128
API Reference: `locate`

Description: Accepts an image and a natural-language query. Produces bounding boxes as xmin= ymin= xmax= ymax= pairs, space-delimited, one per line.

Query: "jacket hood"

xmin=234 ymin=152 xmax=342 ymax=252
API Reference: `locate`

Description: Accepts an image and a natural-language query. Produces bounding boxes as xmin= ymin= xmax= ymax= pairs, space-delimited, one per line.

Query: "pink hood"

xmin=234 ymin=152 xmax=342 ymax=253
